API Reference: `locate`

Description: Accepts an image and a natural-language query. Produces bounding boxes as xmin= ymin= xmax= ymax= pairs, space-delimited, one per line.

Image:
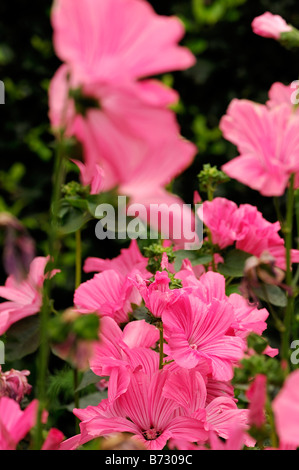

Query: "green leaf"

xmin=76 ymin=370 xmax=104 ymax=392
xmin=218 ymin=249 xmax=251 ymax=278
xmin=4 ymin=316 xmax=40 ymax=361
xmin=253 ymin=285 xmax=288 ymax=308
xmin=174 ymin=250 xmax=212 ymax=271
xmin=66 ymin=391 xmax=107 ymax=411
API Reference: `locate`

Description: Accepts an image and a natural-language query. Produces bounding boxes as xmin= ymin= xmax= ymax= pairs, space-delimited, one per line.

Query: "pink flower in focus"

xmin=162 ymin=293 xmax=245 ymax=381
xmin=0 ymin=397 xmax=39 ymax=450
xmin=89 ymin=317 xmax=159 ymax=401
xmin=61 ymin=369 xmax=208 ymax=450
xmin=246 ymin=374 xmax=267 ymax=429
xmin=272 ymin=370 xmax=299 ymax=447
xmin=252 ymin=12 xmax=292 ymax=40
xmin=0 ymin=256 xmax=57 ymax=335
xmin=0 ymin=366 xmax=32 ymax=402
xmin=220 ymin=100 xmax=299 ymax=197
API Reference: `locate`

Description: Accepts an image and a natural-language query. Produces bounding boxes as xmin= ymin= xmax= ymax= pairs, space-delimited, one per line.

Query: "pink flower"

xmin=51 ymin=0 xmax=195 ymax=86
xmin=61 ymin=369 xmax=208 ymax=450
xmin=0 ymin=256 xmax=57 ymax=335
xmin=246 ymin=374 xmax=267 ymax=428
xmin=41 ymin=428 xmax=65 ymax=450
xmin=134 ymin=270 xmax=175 ymax=319
xmin=89 ymin=317 xmax=159 ymax=401
xmin=252 ymin=12 xmax=292 ymax=40
xmin=0 ymin=397 xmax=39 ymax=450
xmin=162 ymin=293 xmax=245 ymax=380
xmin=228 ymin=294 xmax=269 ymax=339
xmin=272 ymin=370 xmax=299 ymax=447
xmin=220 ymin=99 xmax=299 ymax=197
xmin=197 ymin=198 xmax=299 ymax=270
xmin=0 ymin=366 xmax=32 ymax=402
xmin=267 ymin=82 xmax=296 ymax=109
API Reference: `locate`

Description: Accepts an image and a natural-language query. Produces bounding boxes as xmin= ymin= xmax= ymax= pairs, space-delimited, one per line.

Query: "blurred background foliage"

xmin=1 ymin=0 xmax=299 ymax=435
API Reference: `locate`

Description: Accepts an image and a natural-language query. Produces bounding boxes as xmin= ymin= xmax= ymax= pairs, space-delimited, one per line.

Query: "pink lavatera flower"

xmin=0 ymin=397 xmax=39 ymax=450
xmin=89 ymin=317 xmax=159 ymax=401
xmin=246 ymin=374 xmax=267 ymax=429
xmin=74 ymin=269 xmax=136 ymax=324
xmin=60 ymin=369 xmax=208 ymax=451
xmin=197 ymin=198 xmax=299 ymax=270
xmin=208 ymin=424 xmax=247 ymax=450
xmin=272 ymin=370 xmax=299 ymax=448
xmin=162 ymin=293 xmax=245 ymax=381
xmin=41 ymin=428 xmax=65 ymax=450
xmin=252 ymin=12 xmax=292 ymax=40
xmin=51 ymin=0 xmax=195 ymax=86
xmin=267 ymin=82 xmax=298 ymax=110
xmin=0 ymin=256 xmax=58 ymax=336
xmin=220 ymin=99 xmax=299 ymax=197
xmin=227 ymin=294 xmax=269 ymax=339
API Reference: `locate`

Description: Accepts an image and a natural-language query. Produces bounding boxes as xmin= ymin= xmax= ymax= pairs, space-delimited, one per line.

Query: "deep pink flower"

xmin=246 ymin=374 xmax=267 ymax=429
xmin=0 ymin=256 xmax=58 ymax=335
xmin=61 ymin=369 xmax=208 ymax=450
xmin=220 ymin=99 xmax=299 ymax=197
xmin=227 ymin=294 xmax=269 ymax=339
xmin=41 ymin=428 xmax=65 ymax=450
xmin=0 ymin=366 xmax=32 ymax=402
xmin=0 ymin=397 xmax=39 ymax=450
xmin=162 ymin=293 xmax=245 ymax=380
xmin=272 ymin=370 xmax=299 ymax=447
xmin=252 ymin=12 xmax=292 ymax=40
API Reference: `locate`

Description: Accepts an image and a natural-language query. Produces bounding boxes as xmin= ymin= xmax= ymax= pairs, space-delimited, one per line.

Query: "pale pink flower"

xmin=267 ymin=82 xmax=296 ymax=109
xmin=246 ymin=374 xmax=267 ymax=429
xmin=0 ymin=256 xmax=57 ymax=335
xmin=0 ymin=366 xmax=32 ymax=403
xmin=220 ymin=100 xmax=299 ymax=197
xmin=162 ymin=293 xmax=245 ymax=380
xmin=51 ymin=0 xmax=195 ymax=86
xmin=252 ymin=12 xmax=292 ymax=40
xmin=61 ymin=369 xmax=208 ymax=450
xmin=0 ymin=397 xmax=39 ymax=450
xmin=72 ymin=160 xmax=104 ymax=195
xmin=272 ymin=370 xmax=299 ymax=447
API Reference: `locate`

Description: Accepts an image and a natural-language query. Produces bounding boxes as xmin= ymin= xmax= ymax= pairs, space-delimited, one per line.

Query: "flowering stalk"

xmin=281 ymin=174 xmax=295 ymax=362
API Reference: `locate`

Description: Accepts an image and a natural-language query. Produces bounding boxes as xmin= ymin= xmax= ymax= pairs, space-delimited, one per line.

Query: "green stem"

xmin=74 ymin=229 xmax=82 ymax=433
xmin=34 ymin=135 xmax=66 ymax=449
xmin=159 ymin=323 xmax=164 ymax=369
xmin=281 ymin=174 xmax=295 ymax=361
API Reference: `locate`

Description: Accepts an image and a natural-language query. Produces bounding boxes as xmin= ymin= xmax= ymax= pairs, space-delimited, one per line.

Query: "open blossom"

xmin=61 ymin=369 xmax=208 ymax=450
xmin=0 ymin=366 xmax=32 ymax=402
xmin=162 ymin=293 xmax=245 ymax=381
xmin=0 ymin=256 xmax=57 ymax=336
xmin=51 ymin=0 xmax=195 ymax=87
xmin=252 ymin=12 xmax=292 ymax=40
xmin=0 ymin=397 xmax=39 ymax=450
xmin=220 ymin=97 xmax=299 ymax=197
xmin=197 ymin=198 xmax=299 ymax=270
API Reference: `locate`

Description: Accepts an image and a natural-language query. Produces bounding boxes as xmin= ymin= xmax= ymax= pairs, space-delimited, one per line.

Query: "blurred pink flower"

xmin=246 ymin=374 xmax=267 ymax=428
xmin=272 ymin=370 xmax=299 ymax=447
xmin=41 ymin=428 xmax=65 ymax=450
xmin=0 ymin=366 xmax=32 ymax=403
xmin=220 ymin=99 xmax=299 ymax=196
xmin=51 ymin=0 xmax=195 ymax=86
xmin=0 ymin=397 xmax=39 ymax=450
xmin=252 ymin=12 xmax=292 ymax=40
xmin=0 ymin=256 xmax=58 ymax=335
